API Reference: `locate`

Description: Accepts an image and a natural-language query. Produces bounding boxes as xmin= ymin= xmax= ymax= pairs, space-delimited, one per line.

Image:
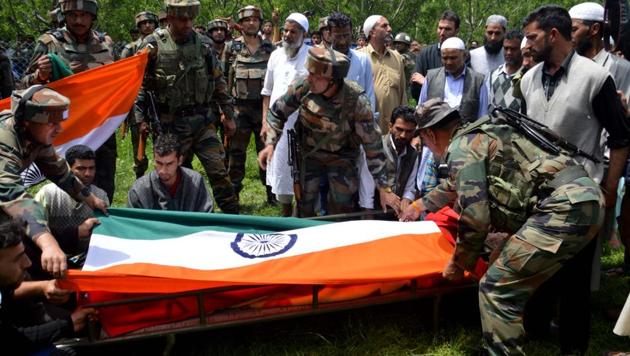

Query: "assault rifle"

xmin=137 ymin=90 xmax=162 ymax=162
xmin=287 ymin=129 xmax=302 ymax=211
xmin=490 ymin=106 xmax=600 ymax=163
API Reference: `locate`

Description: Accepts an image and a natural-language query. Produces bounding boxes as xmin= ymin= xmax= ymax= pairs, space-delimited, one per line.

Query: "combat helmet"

xmin=164 ymin=0 xmax=200 ymax=19
xmin=318 ymin=17 xmax=329 ymax=31
xmin=393 ymin=32 xmax=411 ymax=45
xmin=11 ymin=86 xmax=70 ymax=124
xmin=59 ymin=0 xmax=98 ymax=16
xmin=135 ymin=11 xmax=159 ymax=27
xmin=237 ymin=5 xmax=263 ymax=22
xmin=306 ymin=46 xmax=350 ymax=80
xmin=208 ymin=19 xmax=228 ymax=31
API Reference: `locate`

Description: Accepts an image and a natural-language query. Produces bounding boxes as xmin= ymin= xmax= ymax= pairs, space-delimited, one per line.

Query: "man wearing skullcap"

xmin=359 ymin=15 xmax=407 ymax=134
xmin=470 ymin=14 xmax=507 ymax=76
xmin=0 ymin=86 xmax=108 ymax=279
xmin=260 ymin=13 xmax=310 ymax=217
xmin=415 ymin=36 xmax=487 ymax=200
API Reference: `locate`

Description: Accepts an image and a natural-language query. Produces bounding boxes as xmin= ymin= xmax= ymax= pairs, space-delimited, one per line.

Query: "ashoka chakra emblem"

xmin=231 ymin=233 xmax=297 ymax=259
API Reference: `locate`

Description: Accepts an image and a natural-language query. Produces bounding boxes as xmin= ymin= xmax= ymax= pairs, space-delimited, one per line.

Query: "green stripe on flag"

xmin=94 ymin=208 xmax=329 ymax=240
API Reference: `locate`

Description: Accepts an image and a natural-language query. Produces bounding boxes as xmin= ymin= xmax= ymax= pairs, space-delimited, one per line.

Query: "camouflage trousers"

xmin=299 ymin=150 xmax=358 ymax=217
xmin=228 ymin=100 xmax=266 ymax=195
xmin=479 ymin=176 xmax=604 ymax=355
xmin=160 ymin=113 xmax=239 ymax=214
xmin=94 ymin=133 xmax=117 ymax=202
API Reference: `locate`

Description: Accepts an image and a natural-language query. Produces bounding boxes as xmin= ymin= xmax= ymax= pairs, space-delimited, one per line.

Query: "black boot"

xmin=266 ymin=186 xmax=278 ymax=205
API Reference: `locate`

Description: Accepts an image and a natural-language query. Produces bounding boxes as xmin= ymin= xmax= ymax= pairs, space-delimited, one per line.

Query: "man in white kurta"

xmin=261 ymin=13 xmax=310 ymax=216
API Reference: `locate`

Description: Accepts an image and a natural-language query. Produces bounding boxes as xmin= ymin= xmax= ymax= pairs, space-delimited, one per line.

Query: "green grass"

xmin=67 ymin=133 xmax=630 ymax=355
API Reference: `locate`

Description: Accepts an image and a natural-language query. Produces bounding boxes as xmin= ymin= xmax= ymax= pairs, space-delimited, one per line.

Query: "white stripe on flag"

xmin=83 ymin=220 xmax=440 ymax=272
xmin=56 ymin=112 xmax=128 ymax=156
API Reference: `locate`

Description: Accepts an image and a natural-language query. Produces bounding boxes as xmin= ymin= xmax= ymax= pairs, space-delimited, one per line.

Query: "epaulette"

xmin=261 ymin=40 xmax=275 ymax=53
xmin=155 ymin=28 xmax=167 ymax=42
xmin=40 ymin=30 xmax=64 ymax=45
xmin=230 ymin=39 xmax=243 ymax=54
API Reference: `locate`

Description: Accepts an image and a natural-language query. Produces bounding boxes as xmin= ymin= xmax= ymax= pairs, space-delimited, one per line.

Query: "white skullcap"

xmin=363 ymin=15 xmax=383 ymax=38
xmin=569 ymin=2 xmax=605 ymax=22
xmin=286 ymin=13 xmax=309 ymax=33
xmin=521 ymin=37 xmax=528 ymax=50
xmin=441 ymin=37 xmax=465 ymax=50
xmin=486 ymin=14 xmax=508 ymax=28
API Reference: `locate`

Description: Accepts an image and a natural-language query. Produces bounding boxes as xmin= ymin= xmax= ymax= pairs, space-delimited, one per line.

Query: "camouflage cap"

xmin=318 ymin=17 xmax=329 ymax=31
xmin=394 ymin=32 xmax=411 ymax=45
xmin=306 ymin=46 xmax=350 ymax=80
xmin=164 ymin=0 xmax=200 ymax=19
xmin=415 ymin=99 xmax=459 ymax=130
xmin=60 ymin=0 xmax=98 ymax=16
xmin=135 ymin=11 xmax=159 ymax=27
xmin=208 ymin=19 xmax=228 ymax=31
xmin=11 ymin=86 xmax=70 ymax=124
xmin=237 ymin=5 xmax=263 ymax=22
xmin=158 ymin=10 xmax=167 ymax=21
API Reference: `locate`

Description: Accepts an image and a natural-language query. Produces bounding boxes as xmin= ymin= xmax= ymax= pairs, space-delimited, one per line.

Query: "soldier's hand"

xmin=35 ymin=55 xmax=52 ymax=82
xmin=398 ymin=198 xmax=424 ymax=222
xmin=78 ymin=217 xmax=100 ymax=239
xmin=410 ymin=72 xmax=425 ymax=85
xmin=400 ymin=198 xmax=412 ymax=213
xmin=139 ymin=122 xmax=150 ymax=135
xmin=85 ymin=194 xmax=109 ymax=216
xmin=71 ymin=307 xmax=98 ymax=333
xmin=442 ymin=259 xmax=464 ymax=281
xmin=222 ymin=115 xmax=236 ymax=137
xmin=258 ymin=145 xmax=274 ymax=170
xmin=38 ymin=234 xmax=67 ymax=279
xmin=378 ymin=189 xmax=401 ymax=215
xmin=42 ymin=279 xmax=72 ymax=305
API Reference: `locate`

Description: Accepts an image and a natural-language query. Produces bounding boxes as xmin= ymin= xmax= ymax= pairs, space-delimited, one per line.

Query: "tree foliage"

xmin=0 ymin=0 xmax=583 ymax=43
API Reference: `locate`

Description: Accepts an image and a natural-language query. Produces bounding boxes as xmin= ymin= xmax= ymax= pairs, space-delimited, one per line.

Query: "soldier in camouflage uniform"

xmin=317 ymin=17 xmax=331 ymax=48
xmin=22 ymin=0 xmax=117 ymax=203
xmin=399 ymin=99 xmax=605 ymax=355
xmin=0 ymin=86 xmax=108 ymax=278
xmin=208 ymin=19 xmax=230 ymax=80
xmin=137 ymin=0 xmax=239 ymax=214
xmin=121 ymin=11 xmax=158 ymax=179
xmin=225 ymin=6 xmax=276 ymax=202
xmin=258 ymin=47 xmax=400 ymax=217
xmin=393 ymin=33 xmax=416 ymax=102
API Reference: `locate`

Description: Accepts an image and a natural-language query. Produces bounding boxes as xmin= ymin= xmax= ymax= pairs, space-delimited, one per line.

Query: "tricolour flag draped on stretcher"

xmin=63 ymin=208 xmax=454 ymax=294
xmin=0 ymin=51 xmax=148 ymax=186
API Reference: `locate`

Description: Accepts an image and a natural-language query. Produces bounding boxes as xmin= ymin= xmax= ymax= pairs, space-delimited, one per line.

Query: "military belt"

xmin=548 ymin=165 xmax=589 ymax=189
xmin=158 ymin=106 xmax=208 ymax=122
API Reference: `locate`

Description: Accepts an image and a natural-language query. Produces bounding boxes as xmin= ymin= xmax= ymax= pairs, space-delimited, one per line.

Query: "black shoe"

xmin=266 ymin=186 xmax=278 ymax=205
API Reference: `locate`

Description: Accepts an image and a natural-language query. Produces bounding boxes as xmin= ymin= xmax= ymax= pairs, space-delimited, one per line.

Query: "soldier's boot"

xmin=266 ymin=185 xmax=277 ymax=205
xmin=281 ymin=203 xmax=292 ymax=217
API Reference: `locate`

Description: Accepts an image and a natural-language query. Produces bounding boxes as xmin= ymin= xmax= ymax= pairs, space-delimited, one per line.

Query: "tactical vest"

xmin=426 ymin=67 xmax=485 ymax=123
xmin=228 ymin=37 xmax=273 ymax=101
xmin=40 ymin=29 xmax=113 ymax=73
xmin=298 ymin=79 xmax=364 ymax=155
xmin=152 ymin=29 xmax=213 ymax=114
xmin=451 ymin=116 xmax=575 ymax=233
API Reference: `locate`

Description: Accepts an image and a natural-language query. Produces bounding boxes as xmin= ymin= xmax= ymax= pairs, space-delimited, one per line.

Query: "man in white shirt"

xmin=470 ymin=15 xmax=507 ymax=76
xmin=260 ymin=13 xmax=310 ymax=217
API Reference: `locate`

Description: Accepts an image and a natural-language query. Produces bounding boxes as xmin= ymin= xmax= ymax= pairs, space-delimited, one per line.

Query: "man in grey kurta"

xmin=128 ymin=133 xmax=213 ymax=212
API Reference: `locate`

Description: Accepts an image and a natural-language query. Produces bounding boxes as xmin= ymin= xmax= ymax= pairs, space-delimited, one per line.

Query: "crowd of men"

xmin=1 ymin=0 xmax=630 ymax=354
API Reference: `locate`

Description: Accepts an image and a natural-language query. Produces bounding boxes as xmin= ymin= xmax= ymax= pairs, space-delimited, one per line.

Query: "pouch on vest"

xmin=234 ymin=67 xmax=265 ymax=100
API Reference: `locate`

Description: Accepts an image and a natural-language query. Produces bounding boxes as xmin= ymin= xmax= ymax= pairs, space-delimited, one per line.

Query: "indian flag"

xmin=64 ymin=208 xmax=454 ymax=294
xmin=0 ymin=51 xmax=148 ymax=186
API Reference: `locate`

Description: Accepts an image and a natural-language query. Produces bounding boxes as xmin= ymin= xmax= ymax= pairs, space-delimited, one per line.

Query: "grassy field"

xmin=75 ymin=133 xmax=630 ymax=355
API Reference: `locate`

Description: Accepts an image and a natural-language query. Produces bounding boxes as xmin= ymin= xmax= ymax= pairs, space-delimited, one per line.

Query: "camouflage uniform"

xmin=225 ymin=34 xmax=275 ymax=195
xmin=22 ymin=1 xmax=116 ymax=202
xmin=137 ymin=5 xmax=239 ymax=213
xmin=0 ymin=87 xmax=90 ymax=240
xmin=266 ymin=73 xmax=394 ymax=217
xmin=121 ymin=11 xmax=159 ymax=178
xmin=394 ymin=33 xmax=415 ymax=101
xmin=419 ymin=111 xmax=605 ymax=355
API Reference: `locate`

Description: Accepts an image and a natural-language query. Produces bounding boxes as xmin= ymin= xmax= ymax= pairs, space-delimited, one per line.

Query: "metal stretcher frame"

xmin=57 ymin=279 xmax=476 ymax=348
